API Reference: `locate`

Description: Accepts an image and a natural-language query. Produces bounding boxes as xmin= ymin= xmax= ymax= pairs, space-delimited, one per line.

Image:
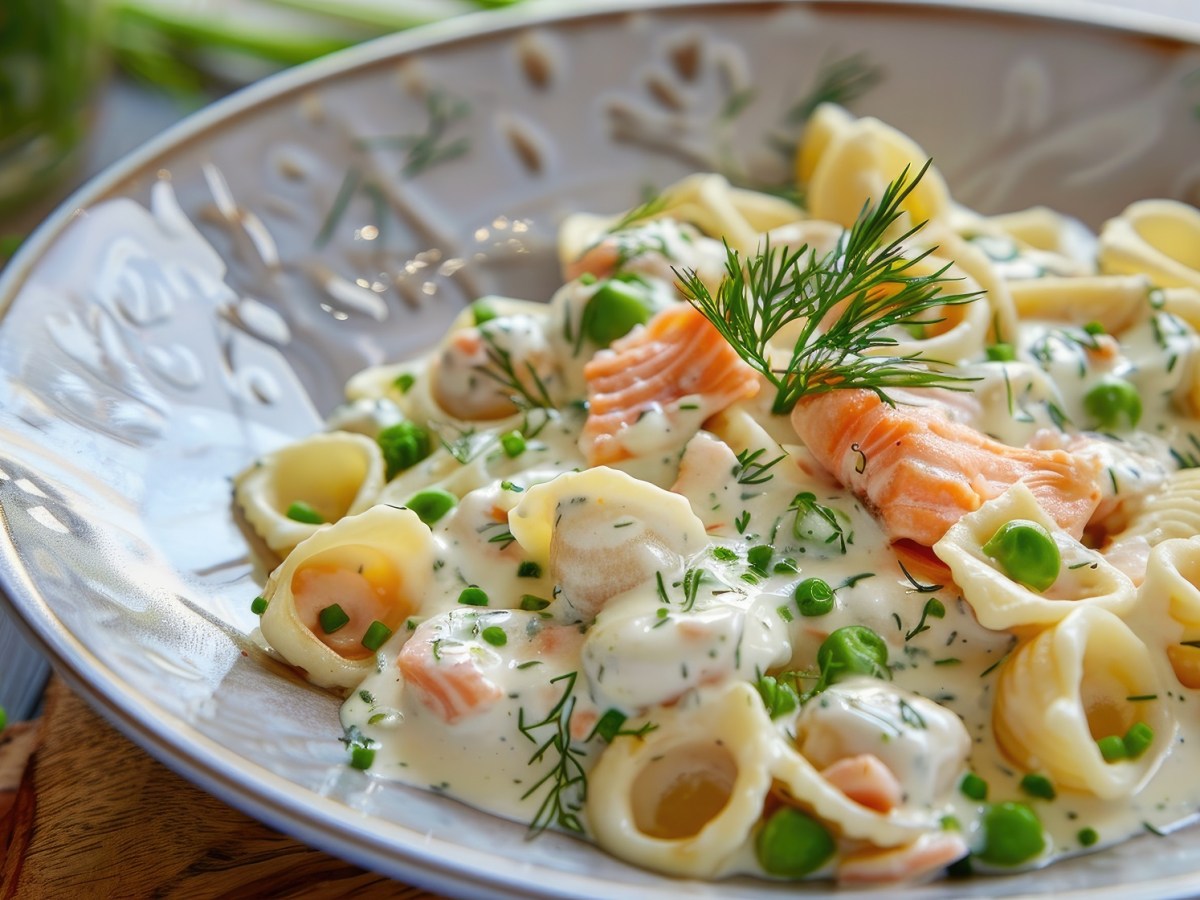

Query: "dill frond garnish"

xmin=606 ymin=190 xmax=671 ymax=234
xmin=676 ymin=162 xmax=982 ymax=415
xmin=733 ymin=447 xmax=786 ymax=485
xmin=786 ymin=54 xmax=883 ymax=126
xmin=519 ymin=671 xmax=587 ymax=836
xmin=357 ymin=89 xmax=471 ymax=179
xmin=478 ymin=329 xmax=556 ymax=411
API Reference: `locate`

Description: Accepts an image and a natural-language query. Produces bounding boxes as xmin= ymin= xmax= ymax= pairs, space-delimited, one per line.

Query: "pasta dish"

xmin=233 ymin=105 xmax=1200 ymax=885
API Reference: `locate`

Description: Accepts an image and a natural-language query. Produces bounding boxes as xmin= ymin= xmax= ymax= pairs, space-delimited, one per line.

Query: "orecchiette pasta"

xmin=799 ymin=104 xmax=951 ymax=233
xmin=234 ymin=431 xmax=385 ymax=555
xmin=508 ymin=466 xmax=709 ymax=622
xmin=258 ymin=505 xmax=434 ymax=689
xmin=1098 ymin=198 xmax=1200 ymax=290
xmin=1137 ymin=537 xmax=1200 ymax=688
xmin=992 ymin=606 xmax=1172 ymax=798
xmin=935 ymin=483 xmax=1136 ymax=630
xmin=1104 ymin=469 xmax=1200 ymax=582
xmin=586 ymin=682 xmax=784 ymax=878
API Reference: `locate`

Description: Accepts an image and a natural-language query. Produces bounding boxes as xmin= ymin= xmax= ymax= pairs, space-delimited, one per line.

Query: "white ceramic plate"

xmin=6 ymin=1 xmax=1200 ymax=896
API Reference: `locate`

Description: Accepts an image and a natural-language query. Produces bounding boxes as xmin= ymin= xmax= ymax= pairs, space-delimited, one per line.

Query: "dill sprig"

xmin=357 ymin=89 xmax=471 ymax=179
xmin=478 ymin=329 xmax=556 ymax=410
xmin=787 ymin=54 xmax=883 ymax=126
xmin=676 ymin=162 xmax=982 ymax=415
xmin=519 ymin=671 xmax=587 ymax=836
xmin=733 ymin=447 xmax=786 ymax=485
xmin=606 ymin=191 xmax=670 ymax=234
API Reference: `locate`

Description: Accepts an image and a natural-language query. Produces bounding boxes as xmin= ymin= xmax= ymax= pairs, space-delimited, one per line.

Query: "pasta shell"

xmin=793 ymin=679 xmax=971 ymax=811
xmin=507 ymin=467 xmax=708 ymax=622
xmin=1138 ymin=538 xmax=1200 ymax=688
xmin=558 ymin=172 xmax=801 ymax=270
xmin=799 ymin=104 xmax=951 ymax=233
xmin=1007 ymin=274 xmax=1153 ymax=335
xmin=934 ymin=483 xmax=1135 ymax=630
xmin=585 ymin=681 xmax=784 ymax=878
xmin=234 ymin=431 xmax=384 ymax=555
xmin=1098 ymin=199 xmax=1200 ymax=290
xmin=258 ymin=504 xmax=435 ymax=690
xmin=1104 ymin=469 xmax=1200 ymax=582
xmin=992 ymin=605 xmax=1173 ymax=798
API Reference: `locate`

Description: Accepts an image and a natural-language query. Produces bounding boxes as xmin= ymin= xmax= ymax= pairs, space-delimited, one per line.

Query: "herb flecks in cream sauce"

xmin=235 ymin=106 xmax=1200 ymax=886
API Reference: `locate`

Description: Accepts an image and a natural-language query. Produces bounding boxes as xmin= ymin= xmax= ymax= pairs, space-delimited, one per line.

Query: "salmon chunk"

xmin=581 ymin=303 xmax=760 ymax=465
xmin=792 ymin=389 xmax=1102 ymax=545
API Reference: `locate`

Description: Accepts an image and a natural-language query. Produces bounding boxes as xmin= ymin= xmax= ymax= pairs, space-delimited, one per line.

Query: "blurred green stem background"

xmin=0 ymin=0 xmax=528 ymax=262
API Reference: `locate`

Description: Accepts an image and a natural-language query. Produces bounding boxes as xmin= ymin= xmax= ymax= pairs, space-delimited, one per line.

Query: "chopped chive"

xmin=286 ymin=501 xmax=325 ymax=524
xmin=746 ymin=544 xmax=774 ymax=574
xmin=579 ymin=272 xmax=597 ymax=286
xmin=250 ymin=595 xmax=268 ymax=616
xmin=517 ymin=560 xmax=542 ymax=578
xmin=1020 ymin=773 xmax=1056 ymax=800
xmin=986 ymin=343 xmax=1016 ymax=362
xmin=318 ymin=603 xmax=350 ymax=634
xmin=1078 ymin=827 xmax=1099 ymax=847
xmin=471 ymin=300 xmax=497 ymax=325
xmin=1097 ymin=735 xmax=1127 ymax=761
xmin=933 ymin=657 xmax=961 ymax=666
xmin=1126 ymin=694 xmax=1158 ymax=702
xmin=590 ymin=709 xmax=627 ymax=742
xmin=960 ymin=772 xmax=988 ymax=801
xmin=500 ymin=430 xmax=526 ymax=458
xmin=361 ymin=620 xmax=393 ymax=651
xmin=392 ymin=372 xmax=415 ymax=393
xmin=1083 ymin=321 xmax=1106 ymax=336
xmin=481 ymin=625 xmax=507 ymax=646
xmin=773 ymin=557 xmax=799 ymax=574
xmin=777 ymin=604 xmax=794 ymax=623
xmin=520 ymin=594 xmax=549 ymax=611
xmin=349 ymin=745 xmax=376 ymax=770
xmin=458 ymin=586 xmax=490 ymax=607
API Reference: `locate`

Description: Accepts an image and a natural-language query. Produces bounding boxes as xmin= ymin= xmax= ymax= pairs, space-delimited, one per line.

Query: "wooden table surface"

xmin=0 ymin=678 xmax=443 ymax=899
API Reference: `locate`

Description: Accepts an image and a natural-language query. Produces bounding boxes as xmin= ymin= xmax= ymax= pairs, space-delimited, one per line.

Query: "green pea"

xmin=1019 ymin=773 xmax=1056 ymax=800
xmin=982 ymin=519 xmax=1060 ymax=592
xmin=959 ymin=772 xmax=988 ymax=801
xmin=500 ymin=430 xmax=526 ymax=458
xmin=755 ymin=807 xmax=835 ymax=878
xmin=1097 ymin=734 xmax=1127 ymax=761
xmin=1123 ymin=721 xmax=1154 ymax=759
xmin=377 ymin=421 xmax=432 ymax=479
xmin=470 ymin=299 xmax=497 ymax=325
xmin=816 ymin=625 xmax=890 ymax=689
xmin=1083 ymin=377 xmax=1142 ymax=430
xmin=406 ymin=488 xmax=457 ymax=525
xmin=582 ymin=277 xmax=652 ymax=346
xmin=977 ymin=802 xmax=1044 ymax=866
xmin=985 ymin=342 xmax=1016 ymax=362
xmin=795 ymin=577 xmax=834 ymax=617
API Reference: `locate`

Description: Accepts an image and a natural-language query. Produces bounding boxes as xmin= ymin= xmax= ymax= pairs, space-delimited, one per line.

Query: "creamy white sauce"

xmin=248 ymin=209 xmax=1200 ymax=886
